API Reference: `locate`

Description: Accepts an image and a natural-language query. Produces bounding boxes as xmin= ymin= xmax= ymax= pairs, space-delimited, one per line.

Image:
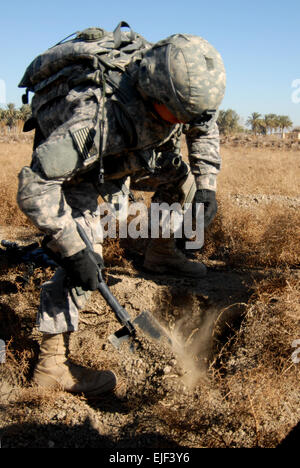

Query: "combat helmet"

xmin=137 ymin=34 xmax=226 ymax=123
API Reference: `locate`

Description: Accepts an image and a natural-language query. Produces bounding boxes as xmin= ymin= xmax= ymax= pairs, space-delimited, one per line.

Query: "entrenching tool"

xmin=75 ymin=223 xmax=170 ymax=350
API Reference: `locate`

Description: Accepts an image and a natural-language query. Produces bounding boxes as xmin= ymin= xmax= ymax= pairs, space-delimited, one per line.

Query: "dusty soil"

xmin=231 ymin=194 xmax=300 ymax=209
xmin=221 ymin=134 xmax=300 ymax=151
xmin=0 ymin=224 xmax=299 ymax=449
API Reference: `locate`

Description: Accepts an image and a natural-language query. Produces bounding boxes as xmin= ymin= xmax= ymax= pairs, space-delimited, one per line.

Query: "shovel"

xmin=76 ymin=223 xmax=170 ymax=350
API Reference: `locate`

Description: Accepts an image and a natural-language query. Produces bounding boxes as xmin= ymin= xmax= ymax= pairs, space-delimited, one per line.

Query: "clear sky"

xmin=0 ymin=0 xmax=299 ymax=126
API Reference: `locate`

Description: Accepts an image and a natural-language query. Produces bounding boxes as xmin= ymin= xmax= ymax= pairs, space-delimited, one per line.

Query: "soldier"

xmin=17 ymin=28 xmax=226 ymax=397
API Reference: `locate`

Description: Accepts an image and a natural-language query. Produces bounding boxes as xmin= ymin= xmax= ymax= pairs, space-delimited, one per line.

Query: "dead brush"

xmin=204 ymin=273 xmax=300 ymax=447
xmin=202 ymin=198 xmax=300 ymax=268
xmin=102 ymin=237 xmax=127 ymax=267
xmin=0 ymin=339 xmax=32 ymax=400
xmin=0 ymin=141 xmax=32 ymax=227
xmin=219 ymin=271 xmax=300 ymax=371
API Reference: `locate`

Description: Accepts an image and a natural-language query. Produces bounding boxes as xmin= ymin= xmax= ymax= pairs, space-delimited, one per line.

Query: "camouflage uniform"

xmin=17 ymin=35 xmax=222 ymax=334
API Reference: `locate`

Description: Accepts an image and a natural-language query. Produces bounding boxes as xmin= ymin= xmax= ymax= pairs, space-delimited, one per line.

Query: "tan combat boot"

xmin=32 ymin=333 xmax=117 ymax=397
xmin=143 ymin=238 xmax=207 ymax=278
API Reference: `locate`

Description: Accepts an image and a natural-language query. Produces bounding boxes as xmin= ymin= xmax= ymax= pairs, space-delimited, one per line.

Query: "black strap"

xmin=113 ymin=21 xmax=135 ymax=49
xmin=98 ymin=70 xmax=106 ymax=184
xmin=52 ymin=31 xmax=79 ymax=48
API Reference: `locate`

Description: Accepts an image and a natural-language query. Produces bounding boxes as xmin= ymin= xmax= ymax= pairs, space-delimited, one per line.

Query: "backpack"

xmin=19 ymin=21 xmax=150 ymax=103
xmin=19 ymin=22 xmax=152 ymax=180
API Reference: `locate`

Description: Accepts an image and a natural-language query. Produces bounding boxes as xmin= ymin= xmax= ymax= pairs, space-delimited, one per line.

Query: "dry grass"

xmin=197 ymin=147 xmax=300 ymax=268
xmin=1 ymin=142 xmax=299 ymax=270
xmin=218 ymin=147 xmax=300 ymax=197
xmin=202 ymin=199 xmax=300 ymax=268
xmin=0 ymin=142 xmax=33 ymax=228
xmin=212 ymin=272 xmax=300 ymax=447
xmin=0 ymin=139 xmax=299 ymax=448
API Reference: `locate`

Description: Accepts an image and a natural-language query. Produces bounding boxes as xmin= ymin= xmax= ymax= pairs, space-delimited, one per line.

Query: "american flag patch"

xmin=70 ymin=127 xmax=98 ymax=161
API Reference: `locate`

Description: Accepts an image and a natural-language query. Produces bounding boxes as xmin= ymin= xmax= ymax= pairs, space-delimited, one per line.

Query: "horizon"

xmin=1 ymin=0 xmax=299 ymax=126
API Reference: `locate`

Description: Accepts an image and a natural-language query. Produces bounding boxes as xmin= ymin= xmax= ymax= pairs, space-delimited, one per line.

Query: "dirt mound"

xmin=221 ymin=134 xmax=300 ymax=150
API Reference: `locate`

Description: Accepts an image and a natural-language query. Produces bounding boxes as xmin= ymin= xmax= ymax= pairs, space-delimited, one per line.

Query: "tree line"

xmin=0 ymin=103 xmax=31 ymax=129
xmin=0 ymin=103 xmax=296 ymax=137
xmin=217 ymin=109 xmax=294 ymax=136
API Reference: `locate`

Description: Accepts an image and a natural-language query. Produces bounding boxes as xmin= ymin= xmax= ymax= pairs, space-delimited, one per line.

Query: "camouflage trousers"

xmin=38 ymin=153 xmax=196 ymax=334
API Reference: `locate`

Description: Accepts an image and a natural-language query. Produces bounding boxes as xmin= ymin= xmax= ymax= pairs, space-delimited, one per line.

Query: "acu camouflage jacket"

xmin=17 ymin=69 xmax=221 ymax=258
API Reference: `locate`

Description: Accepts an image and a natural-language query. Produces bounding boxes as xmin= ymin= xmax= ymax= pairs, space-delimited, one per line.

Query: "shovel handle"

xmin=97 ymin=281 xmax=135 ymax=335
xmin=75 ymin=222 xmax=136 ymax=336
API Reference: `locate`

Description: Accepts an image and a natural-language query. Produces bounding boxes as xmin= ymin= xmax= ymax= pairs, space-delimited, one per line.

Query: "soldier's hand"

xmin=63 ymin=248 xmax=102 ymax=291
xmin=193 ymin=189 xmax=218 ymax=228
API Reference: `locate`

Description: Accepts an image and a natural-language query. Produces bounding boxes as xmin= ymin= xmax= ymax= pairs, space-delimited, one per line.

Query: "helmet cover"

xmin=138 ymin=34 xmax=226 ymax=122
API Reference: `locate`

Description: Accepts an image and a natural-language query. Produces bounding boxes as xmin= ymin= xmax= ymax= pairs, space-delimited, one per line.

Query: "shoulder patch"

xmin=70 ymin=127 xmax=98 ymax=161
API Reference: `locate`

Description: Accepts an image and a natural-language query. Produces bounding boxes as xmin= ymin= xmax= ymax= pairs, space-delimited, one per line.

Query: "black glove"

xmin=193 ymin=189 xmax=218 ymax=228
xmin=63 ymin=248 xmax=103 ymax=291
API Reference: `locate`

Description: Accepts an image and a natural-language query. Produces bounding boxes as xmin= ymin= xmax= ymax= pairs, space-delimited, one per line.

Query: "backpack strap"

xmin=113 ymin=21 xmax=136 ymax=48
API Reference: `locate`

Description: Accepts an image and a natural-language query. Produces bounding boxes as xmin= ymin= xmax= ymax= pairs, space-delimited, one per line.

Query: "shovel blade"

xmin=108 ymin=326 xmax=133 ymax=349
xmin=134 ymin=310 xmax=167 ymax=341
xmin=108 ymin=310 xmax=170 ymax=350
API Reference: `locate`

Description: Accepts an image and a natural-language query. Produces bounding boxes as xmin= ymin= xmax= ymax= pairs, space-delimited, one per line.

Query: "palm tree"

xmin=278 ymin=115 xmax=293 ymax=136
xmin=256 ymin=118 xmax=267 ymax=135
xmin=217 ymin=109 xmax=242 ymax=135
xmin=246 ymin=112 xmax=262 ymax=135
xmin=264 ymin=114 xmax=279 ymax=134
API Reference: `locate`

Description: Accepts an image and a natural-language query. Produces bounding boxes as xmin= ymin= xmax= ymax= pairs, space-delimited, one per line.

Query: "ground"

xmin=0 ymin=136 xmax=299 ymax=448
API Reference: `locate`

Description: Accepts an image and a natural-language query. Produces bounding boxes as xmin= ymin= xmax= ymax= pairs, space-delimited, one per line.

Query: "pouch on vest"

xmin=35 ymin=127 xmax=99 ymax=179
